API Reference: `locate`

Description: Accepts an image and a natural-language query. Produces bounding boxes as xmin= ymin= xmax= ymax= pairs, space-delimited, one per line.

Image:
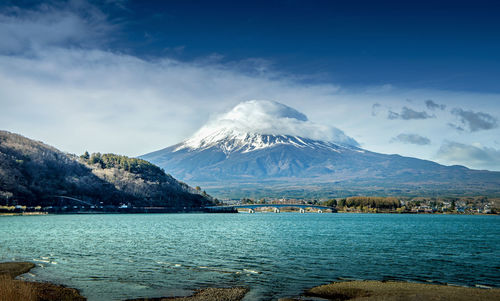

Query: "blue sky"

xmin=5 ymin=0 xmax=499 ymax=91
xmin=116 ymin=0 xmax=500 ymax=92
xmin=1 ymin=0 xmax=500 ymax=170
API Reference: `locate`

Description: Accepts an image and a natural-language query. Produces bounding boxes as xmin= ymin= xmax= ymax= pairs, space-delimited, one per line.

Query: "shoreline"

xmin=2 ymin=262 xmax=500 ymax=301
xmin=0 ymin=212 xmax=49 ymax=216
xmin=300 ymin=280 xmax=500 ymax=301
xmin=1 ymin=210 xmax=498 ymax=216
xmin=0 ymin=262 xmax=85 ymax=301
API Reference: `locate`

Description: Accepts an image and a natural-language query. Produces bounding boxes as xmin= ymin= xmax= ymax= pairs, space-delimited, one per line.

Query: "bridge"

xmin=206 ymin=204 xmax=336 ymax=213
xmin=49 ymin=196 xmax=94 ymax=206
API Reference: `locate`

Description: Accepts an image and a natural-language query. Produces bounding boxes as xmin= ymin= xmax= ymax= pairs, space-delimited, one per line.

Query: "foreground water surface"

xmin=1 ymin=213 xmax=499 ymax=300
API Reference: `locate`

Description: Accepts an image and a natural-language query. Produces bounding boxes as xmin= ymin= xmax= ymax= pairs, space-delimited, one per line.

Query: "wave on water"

xmin=32 ymin=258 xmax=50 ymax=264
xmin=155 ymin=260 xmax=260 ymax=275
xmin=243 ymin=269 xmax=261 ymax=274
xmin=32 ymin=258 xmax=57 ymax=265
xmin=475 ymin=284 xmax=493 ymax=289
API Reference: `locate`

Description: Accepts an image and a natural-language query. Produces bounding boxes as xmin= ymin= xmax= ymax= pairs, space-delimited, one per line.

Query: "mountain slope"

xmin=141 ymin=100 xmax=500 ymax=197
xmin=143 ymin=133 xmax=499 ymax=183
xmin=0 ymin=130 xmax=212 ymax=207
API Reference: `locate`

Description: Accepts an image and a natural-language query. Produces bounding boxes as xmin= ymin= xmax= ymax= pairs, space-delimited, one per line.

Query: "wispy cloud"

xmin=388 ymin=107 xmax=435 ymax=120
xmin=425 ymin=99 xmax=446 ymax=111
xmin=436 ymin=141 xmax=500 ymax=170
xmin=450 ymin=108 xmax=498 ymax=132
xmin=371 ymin=103 xmax=382 ymax=116
xmin=391 ymin=133 xmax=431 ymax=145
xmin=0 ymin=1 xmax=113 ymax=54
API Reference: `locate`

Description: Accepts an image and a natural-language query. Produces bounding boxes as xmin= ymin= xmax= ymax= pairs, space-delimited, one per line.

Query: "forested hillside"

xmin=0 ymin=130 xmax=213 ymax=208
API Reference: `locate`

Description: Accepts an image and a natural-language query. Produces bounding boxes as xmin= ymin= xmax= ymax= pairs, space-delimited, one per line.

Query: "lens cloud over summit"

xmin=188 ymin=100 xmax=359 ymax=147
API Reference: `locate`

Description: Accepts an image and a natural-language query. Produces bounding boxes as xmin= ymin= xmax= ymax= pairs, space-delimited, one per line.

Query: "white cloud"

xmin=185 ymin=100 xmax=359 ymax=147
xmin=390 ymin=133 xmax=431 ymax=145
xmin=0 ymin=47 xmax=345 ymax=156
xmin=0 ymin=1 xmax=111 ymax=54
xmin=435 ymin=141 xmax=500 ymax=170
xmin=0 ymin=1 xmax=499 ymax=172
xmin=1 ymin=44 xmax=499 ymax=168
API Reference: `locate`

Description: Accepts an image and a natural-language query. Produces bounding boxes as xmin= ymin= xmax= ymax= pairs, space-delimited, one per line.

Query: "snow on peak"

xmin=177 ymin=100 xmax=359 ymax=152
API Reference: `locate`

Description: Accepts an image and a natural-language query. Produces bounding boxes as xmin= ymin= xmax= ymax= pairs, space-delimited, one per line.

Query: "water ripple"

xmin=0 ymin=213 xmax=499 ymax=301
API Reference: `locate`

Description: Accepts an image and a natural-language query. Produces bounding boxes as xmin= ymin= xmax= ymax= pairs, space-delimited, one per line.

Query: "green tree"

xmin=89 ymin=152 xmax=103 ymax=166
xmin=325 ymin=199 xmax=337 ymax=207
xmin=243 ymin=198 xmax=254 ymax=204
xmin=80 ymin=151 xmax=90 ymax=160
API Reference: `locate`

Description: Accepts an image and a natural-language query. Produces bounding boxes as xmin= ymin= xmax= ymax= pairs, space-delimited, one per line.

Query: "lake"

xmin=1 ymin=213 xmax=499 ymax=300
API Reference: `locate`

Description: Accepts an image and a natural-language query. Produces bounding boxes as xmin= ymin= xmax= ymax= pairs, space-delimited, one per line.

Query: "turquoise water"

xmin=1 ymin=213 xmax=499 ymax=300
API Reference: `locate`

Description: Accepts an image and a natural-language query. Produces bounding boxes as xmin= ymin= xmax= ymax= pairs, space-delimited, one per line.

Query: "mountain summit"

xmin=141 ymin=101 xmax=500 ymax=198
xmin=177 ymin=100 xmax=359 ymax=154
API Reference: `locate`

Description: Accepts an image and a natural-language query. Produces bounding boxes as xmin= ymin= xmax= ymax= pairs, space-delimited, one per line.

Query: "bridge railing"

xmin=206 ymin=204 xmax=337 ymax=213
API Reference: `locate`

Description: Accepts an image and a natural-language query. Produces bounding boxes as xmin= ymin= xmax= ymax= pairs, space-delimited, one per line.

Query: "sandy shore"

xmin=126 ymin=287 xmax=249 ymax=301
xmin=3 ymin=262 xmax=500 ymax=301
xmin=0 ymin=262 xmax=86 ymax=301
xmin=301 ymin=280 xmax=500 ymax=301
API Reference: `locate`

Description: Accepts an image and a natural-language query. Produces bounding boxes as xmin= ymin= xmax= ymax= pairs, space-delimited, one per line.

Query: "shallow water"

xmin=1 ymin=213 xmax=499 ymax=300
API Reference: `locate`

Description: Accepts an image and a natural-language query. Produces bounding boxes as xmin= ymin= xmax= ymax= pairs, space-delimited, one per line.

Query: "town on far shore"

xmin=220 ymin=195 xmax=498 ymax=214
xmin=1 ymin=195 xmax=497 ymax=215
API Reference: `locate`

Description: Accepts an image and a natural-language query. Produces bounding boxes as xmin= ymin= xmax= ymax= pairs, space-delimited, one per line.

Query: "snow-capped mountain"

xmin=141 ymin=100 xmax=500 ymax=197
xmin=175 ymin=129 xmax=361 ymax=156
xmin=177 ymin=99 xmax=360 ymax=151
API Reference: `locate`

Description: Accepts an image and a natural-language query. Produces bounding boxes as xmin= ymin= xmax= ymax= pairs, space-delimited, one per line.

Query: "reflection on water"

xmin=1 ymin=213 xmax=499 ymax=300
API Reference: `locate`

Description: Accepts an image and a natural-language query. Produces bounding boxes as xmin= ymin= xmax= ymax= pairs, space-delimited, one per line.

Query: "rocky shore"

xmin=2 ymin=261 xmax=500 ymax=301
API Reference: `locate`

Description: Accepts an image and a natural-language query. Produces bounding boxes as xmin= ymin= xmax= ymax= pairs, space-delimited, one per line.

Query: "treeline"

xmin=326 ymin=196 xmax=400 ymax=209
xmin=78 ymin=152 xmax=213 ymax=207
xmin=80 ymin=152 xmax=165 ymax=182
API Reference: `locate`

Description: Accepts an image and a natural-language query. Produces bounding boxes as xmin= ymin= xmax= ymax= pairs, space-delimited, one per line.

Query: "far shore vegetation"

xmin=235 ymin=195 xmax=499 ymax=214
xmin=2 ymin=195 xmax=499 ymax=215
